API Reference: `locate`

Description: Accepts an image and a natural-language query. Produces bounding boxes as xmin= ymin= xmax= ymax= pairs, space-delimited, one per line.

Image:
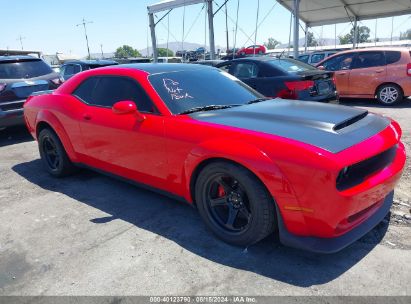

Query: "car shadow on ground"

xmin=0 ymin=126 xmax=33 ymax=147
xmin=13 ymin=159 xmax=390 ymax=287
xmin=338 ymin=97 xmax=411 ymax=108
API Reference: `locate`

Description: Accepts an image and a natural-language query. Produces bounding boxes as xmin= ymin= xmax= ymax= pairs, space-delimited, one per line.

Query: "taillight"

xmin=278 ymin=80 xmax=315 ymax=99
xmin=406 ymin=63 xmax=411 ymax=76
xmin=0 ymin=83 xmax=6 ymax=92
xmin=285 ymin=80 xmax=315 ymax=91
xmin=277 ymin=89 xmax=297 ymax=99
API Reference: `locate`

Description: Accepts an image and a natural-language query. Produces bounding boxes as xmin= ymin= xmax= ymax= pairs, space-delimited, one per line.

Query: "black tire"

xmin=195 ymin=161 xmax=276 ymax=246
xmin=376 ymin=84 xmax=403 ymax=105
xmin=38 ymin=128 xmax=76 ymax=177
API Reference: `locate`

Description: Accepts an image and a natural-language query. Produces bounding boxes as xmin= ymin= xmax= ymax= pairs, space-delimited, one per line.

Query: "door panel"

xmin=79 ymin=108 xmax=167 ymax=188
xmin=348 ymin=51 xmax=386 ymax=96
xmin=322 ymin=53 xmax=356 ymax=95
xmin=334 ymin=70 xmax=350 ymax=95
xmin=72 ymin=75 xmax=168 ymax=189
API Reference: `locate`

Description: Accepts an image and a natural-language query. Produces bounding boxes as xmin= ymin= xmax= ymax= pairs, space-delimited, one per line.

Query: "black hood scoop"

xmin=333 ymin=111 xmax=368 ymax=131
xmin=190 ymin=99 xmax=390 ymax=154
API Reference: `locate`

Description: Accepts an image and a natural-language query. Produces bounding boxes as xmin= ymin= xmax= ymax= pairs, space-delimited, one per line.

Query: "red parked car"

xmin=237 ymin=45 xmax=267 ymax=56
xmin=23 ymin=64 xmax=405 ymax=253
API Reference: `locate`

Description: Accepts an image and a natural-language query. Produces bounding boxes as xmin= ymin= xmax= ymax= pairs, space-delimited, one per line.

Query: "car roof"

xmin=330 ymin=47 xmax=409 ymax=55
xmin=0 ymin=55 xmax=41 ymax=62
xmin=63 ymin=59 xmax=118 ymax=65
xmin=300 ymin=51 xmax=337 ymax=56
xmin=112 ymin=63 xmax=212 ymax=75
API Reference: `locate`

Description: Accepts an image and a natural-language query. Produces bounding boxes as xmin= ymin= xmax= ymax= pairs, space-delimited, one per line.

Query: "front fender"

xmin=183 ymin=138 xmax=307 ymax=232
xmin=35 ymin=110 xmax=79 ymax=162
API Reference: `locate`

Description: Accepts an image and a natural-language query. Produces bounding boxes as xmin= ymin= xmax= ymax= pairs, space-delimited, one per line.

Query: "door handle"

xmin=375 ymin=69 xmax=384 ymax=73
xmin=83 ymin=114 xmax=92 ymax=120
xmin=336 ymin=72 xmax=347 ymax=75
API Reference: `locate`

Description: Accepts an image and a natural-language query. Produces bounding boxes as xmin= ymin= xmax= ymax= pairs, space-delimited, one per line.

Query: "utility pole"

xmin=76 ymin=18 xmax=93 ymax=59
xmin=17 ymin=35 xmax=26 ymax=50
xmin=100 ymin=44 xmax=104 ymax=59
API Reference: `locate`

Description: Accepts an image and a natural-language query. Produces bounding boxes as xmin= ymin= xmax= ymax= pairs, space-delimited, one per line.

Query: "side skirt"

xmin=73 ymin=162 xmax=194 ymax=207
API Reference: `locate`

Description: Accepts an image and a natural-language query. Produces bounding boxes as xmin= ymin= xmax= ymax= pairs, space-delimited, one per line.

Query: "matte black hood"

xmin=189 ymin=99 xmax=390 ymax=153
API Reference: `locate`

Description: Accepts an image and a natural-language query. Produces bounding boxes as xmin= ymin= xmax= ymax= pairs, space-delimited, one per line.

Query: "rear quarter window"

xmin=385 ymin=51 xmax=401 ymax=64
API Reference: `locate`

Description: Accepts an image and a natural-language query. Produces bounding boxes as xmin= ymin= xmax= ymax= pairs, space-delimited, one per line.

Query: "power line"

xmin=184 ymin=5 xmax=206 ymax=41
xmin=16 ymin=35 xmax=26 ymax=50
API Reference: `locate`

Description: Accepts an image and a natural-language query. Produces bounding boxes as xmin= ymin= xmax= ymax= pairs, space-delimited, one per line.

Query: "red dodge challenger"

xmin=23 ymin=64 xmax=406 ymax=253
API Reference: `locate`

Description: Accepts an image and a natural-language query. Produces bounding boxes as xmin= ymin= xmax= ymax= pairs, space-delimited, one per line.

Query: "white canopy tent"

xmin=277 ymin=0 xmax=411 ymax=58
xmin=148 ymin=0 xmax=204 ymax=13
xmin=147 ymin=0 xmax=411 ymax=61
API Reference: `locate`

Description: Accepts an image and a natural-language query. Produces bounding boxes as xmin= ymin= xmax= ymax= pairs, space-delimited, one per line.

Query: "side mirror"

xmin=317 ymin=65 xmax=325 ymax=70
xmin=112 ymin=100 xmax=146 ymax=121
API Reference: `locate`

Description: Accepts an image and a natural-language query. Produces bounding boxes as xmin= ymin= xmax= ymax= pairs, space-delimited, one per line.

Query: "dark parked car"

xmin=0 ymin=55 xmax=62 ymax=129
xmin=60 ymin=59 xmax=118 ymax=81
xmin=216 ymin=57 xmax=337 ymax=102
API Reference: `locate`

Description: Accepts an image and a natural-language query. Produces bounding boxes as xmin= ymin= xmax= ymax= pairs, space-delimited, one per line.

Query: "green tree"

xmin=264 ymin=37 xmax=280 ymax=50
xmin=114 ymin=45 xmax=141 ymax=58
xmin=400 ymin=29 xmax=411 ymax=40
xmin=339 ymin=26 xmax=370 ymax=44
xmin=305 ymin=31 xmax=318 ymax=47
xmin=157 ymin=48 xmax=174 ymax=57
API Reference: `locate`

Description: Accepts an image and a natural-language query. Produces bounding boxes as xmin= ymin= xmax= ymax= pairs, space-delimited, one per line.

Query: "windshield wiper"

xmin=178 ymin=104 xmax=240 ymax=115
xmin=246 ymin=97 xmax=270 ymax=105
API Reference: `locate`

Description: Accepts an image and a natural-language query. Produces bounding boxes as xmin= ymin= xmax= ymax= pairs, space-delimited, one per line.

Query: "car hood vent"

xmin=333 ymin=111 xmax=368 ymax=131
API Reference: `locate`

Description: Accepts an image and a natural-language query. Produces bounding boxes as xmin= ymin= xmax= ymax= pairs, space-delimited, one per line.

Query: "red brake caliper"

xmin=217 ymin=185 xmax=226 ymax=197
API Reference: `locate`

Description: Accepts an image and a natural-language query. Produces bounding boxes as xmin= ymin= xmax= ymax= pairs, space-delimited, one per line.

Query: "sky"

xmin=1 ymin=0 xmax=411 ymax=57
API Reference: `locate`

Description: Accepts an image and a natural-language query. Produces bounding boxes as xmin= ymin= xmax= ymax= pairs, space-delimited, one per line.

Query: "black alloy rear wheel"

xmin=38 ymin=128 xmax=76 ymax=177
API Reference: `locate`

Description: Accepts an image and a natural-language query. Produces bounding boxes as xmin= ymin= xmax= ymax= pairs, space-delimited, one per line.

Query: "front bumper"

xmin=0 ymin=108 xmax=25 ymax=129
xmin=277 ymin=191 xmax=393 ymax=253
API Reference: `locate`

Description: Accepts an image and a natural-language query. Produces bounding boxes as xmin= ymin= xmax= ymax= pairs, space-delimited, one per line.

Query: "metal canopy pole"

xmin=304 ymin=23 xmax=308 ymax=52
xmin=293 ymin=0 xmax=300 ymax=59
xmin=149 ymin=13 xmax=158 ymax=62
xmin=353 ymin=17 xmax=358 ymax=48
xmin=207 ymin=0 xmax=216 ymax=59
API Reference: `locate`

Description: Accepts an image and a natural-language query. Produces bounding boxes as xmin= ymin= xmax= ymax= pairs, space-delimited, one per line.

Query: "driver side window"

xmin=323 ymin=53 xmax=356 ymax=71
xmin=73 ymin=76 xmax=157 ymax=113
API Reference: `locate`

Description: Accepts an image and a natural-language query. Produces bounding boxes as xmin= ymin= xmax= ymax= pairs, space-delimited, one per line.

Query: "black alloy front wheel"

xmin=195 ymin=161 xmax=276 ymax=246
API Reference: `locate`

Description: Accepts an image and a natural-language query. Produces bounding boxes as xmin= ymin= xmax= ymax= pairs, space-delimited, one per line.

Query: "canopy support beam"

xmin=353 ymin=17 xmax=358 ymax=48
xmin=293 ymin=0 xmax=300 ymax=59
xmin=149 ymin=13 xmax=158 ymax=62
xmin=207 ymin=0 xmax=216 ymax=59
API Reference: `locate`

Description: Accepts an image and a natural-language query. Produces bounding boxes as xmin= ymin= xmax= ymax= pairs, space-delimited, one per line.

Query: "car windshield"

xmin=148 ymin=69 xmax=264 ymax=114
xmin=267 ymin=58 xmax=317 ymax=73
xmin=0 ymin=59 xmax=53 ymax=79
